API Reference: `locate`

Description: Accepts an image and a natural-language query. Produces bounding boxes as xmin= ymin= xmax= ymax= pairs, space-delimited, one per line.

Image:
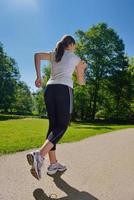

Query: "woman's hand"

xmin=80 ymin=60 xmax=87 ymax=70
xmin=35 ymin=77 xmax=42 ymax=88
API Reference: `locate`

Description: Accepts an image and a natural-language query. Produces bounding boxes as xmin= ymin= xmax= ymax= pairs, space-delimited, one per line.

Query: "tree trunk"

xmin=91 ymin=83 xmax=99 ymax=120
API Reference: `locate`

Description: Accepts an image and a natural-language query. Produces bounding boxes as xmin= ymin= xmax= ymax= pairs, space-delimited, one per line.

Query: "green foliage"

xmin=0 ymin=42 xmax=20 ymax=112
xmin=32 ymin=64 xmax=51 ymax=116
xmin=1 ymin=22 xmax=133 ymax=122
xmin=74 ymin=23 xmax=133 ymax=122
xmin=128 ymin=57 xmax=134 ymax=75
xmin=0 ymin=42 xmax=33 ymax=115
xmin=11 ymin=81 xmax=33 ymax=114
xmin=128 ymin=57 xmax=134 ymax=119
xmin=34 ymin=89 xmax=46 ymax=116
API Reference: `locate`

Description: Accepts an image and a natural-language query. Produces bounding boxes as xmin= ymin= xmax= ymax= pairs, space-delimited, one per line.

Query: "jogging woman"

xmin=26 ymin=35 xmax=87 ymax=180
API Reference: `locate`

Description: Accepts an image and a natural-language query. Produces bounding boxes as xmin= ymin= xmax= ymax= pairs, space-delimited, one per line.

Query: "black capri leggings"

xmin=44 ymin=84 xmax=73 ymax=151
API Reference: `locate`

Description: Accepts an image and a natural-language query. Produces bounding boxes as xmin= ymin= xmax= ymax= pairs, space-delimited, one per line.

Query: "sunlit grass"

xmin=0 ymin=117 xmax=134 ymax=154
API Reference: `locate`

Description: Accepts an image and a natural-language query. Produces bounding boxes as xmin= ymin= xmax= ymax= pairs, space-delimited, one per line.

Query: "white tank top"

xmin=46 ymin=49 xmax=81 ymax=89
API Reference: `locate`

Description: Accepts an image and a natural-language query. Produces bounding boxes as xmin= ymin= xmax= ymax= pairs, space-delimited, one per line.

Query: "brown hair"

xmin=54 ymin=35 xmax=75 ymax=63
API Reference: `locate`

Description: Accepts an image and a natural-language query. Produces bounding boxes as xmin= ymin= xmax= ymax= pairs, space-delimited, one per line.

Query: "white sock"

xmin=35 ymin=150 xmax=45 ymax=161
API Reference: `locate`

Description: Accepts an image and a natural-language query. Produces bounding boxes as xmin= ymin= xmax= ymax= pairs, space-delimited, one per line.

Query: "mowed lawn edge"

xmin=0 ymin=117 xmax=134 ymax=155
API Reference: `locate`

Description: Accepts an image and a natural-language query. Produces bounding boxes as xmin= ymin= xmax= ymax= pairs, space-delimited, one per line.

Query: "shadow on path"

xmin=33 ymin=171 xmax=99 ymax=200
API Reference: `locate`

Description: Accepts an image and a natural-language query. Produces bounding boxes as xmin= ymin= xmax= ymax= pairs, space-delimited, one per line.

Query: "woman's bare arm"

xmin=75 ymin=60 xmax=87 ymax=85
xmin=34 ymin=52 xmax=51 ymax=79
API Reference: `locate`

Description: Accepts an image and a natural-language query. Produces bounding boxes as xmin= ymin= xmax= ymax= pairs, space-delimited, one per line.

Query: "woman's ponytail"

xmin=55 ymin=41 xmax=65 ymax=62
xmin=54 ymin=35 xmax=76 ymax=63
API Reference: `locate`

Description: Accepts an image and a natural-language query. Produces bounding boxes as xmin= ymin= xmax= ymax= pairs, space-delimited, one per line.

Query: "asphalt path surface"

xmin=0 ymin=128 xmax=134 ymax=200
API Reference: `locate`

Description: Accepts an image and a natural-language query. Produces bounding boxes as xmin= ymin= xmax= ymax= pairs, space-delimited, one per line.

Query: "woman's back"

xmin=46 ymin=49 xmax=81 ymax=88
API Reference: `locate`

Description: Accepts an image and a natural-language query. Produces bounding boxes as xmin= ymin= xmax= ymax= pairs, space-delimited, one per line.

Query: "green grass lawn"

xmin=0 ymin=117 xmax=134 ymax=155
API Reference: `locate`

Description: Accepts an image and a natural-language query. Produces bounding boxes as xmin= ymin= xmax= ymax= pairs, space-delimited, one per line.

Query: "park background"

xmin=0 ymin=0 xmax=134 ymax=154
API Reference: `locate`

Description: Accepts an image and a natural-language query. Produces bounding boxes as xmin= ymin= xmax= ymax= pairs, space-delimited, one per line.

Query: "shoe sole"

xmin=26 ymin=153 xmax=40 ymax=180
xmin=30 ymin=167 xmax=40 ymax=180
xmin=47 ymin=168 xmax=67 ymax=175
xmin=26 ymin=153 xmax=34 ymax=166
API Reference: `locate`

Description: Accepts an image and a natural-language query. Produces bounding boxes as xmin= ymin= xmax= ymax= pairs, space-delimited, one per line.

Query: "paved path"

xmin=0 ymin=128 xmax=134 ymax=200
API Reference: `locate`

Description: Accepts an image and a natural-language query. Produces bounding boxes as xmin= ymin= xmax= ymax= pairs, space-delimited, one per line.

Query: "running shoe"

xmin=47 ymin=161 xmax=67 ymax=175
xmin=26 ymin=150 xmax=44 ymax=180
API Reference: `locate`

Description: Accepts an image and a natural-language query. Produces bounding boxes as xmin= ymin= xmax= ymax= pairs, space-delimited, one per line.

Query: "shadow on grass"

xmin=33 ymin=171 xmax=99 ymax=200
xmin=0 ymin=115 xmax=24 ymax=121
xmin=73 ymin=126 xmax=113 ymax=130
xmin=71 ymin=121 xmax=114 ymax=126
xmin=0 ymin=114 xmax=38 ymax=121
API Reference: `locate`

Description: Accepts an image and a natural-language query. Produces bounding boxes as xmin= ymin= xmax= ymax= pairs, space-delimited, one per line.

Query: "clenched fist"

xmin=35 ymin=78 xmax=42 ymax=88
xmin=80 ymin=60 xmax=87 ymax=70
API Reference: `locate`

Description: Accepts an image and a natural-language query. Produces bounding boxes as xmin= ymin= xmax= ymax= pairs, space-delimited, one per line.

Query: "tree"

xmin=11 ymin=81 xmax=33 ymax=114
xmin=128 ymin=57 xmax=134 ymax=121
xmin=72 ymin=73 xmax=92 ymax=121
xmin=0 ymin=42 xmax=20 ymax=112
xmin=75 ymin=23 xmax=130 ymax=121
xmin=33 ymin=64 xmax=51 ymax=116
xmin=128 ymin=57 xmax=134 ymax=75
